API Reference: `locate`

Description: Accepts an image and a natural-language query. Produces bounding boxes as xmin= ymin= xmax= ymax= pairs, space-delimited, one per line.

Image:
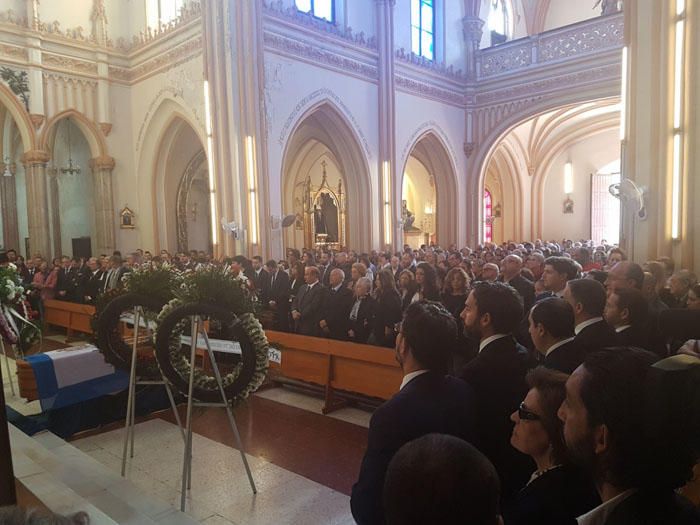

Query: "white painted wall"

xmin=543 ymin=0 xmax=600 ymax=32
xmin=541 ymin=129 xmax=619 ymax=242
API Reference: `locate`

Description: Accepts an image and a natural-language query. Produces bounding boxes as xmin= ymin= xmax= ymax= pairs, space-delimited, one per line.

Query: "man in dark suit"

xmin=541 ymin=256 xmax=579 ymax=299
xmin=604 ymin=288 xmax=650 ymax=349
xmin=320 ymin=268 xmax=353 ymax=340
xmin=560 ymin=348 xmax=700 ymax=524
xmin=564 ymin=279 xmax=617 ymax=354
xmin=265 ymin=260 xmax=290 ymax=331
xmin=500 ymin=254 xmax=535 ymax=314
xmin=460 ymin=281 xmax=534 ymax=501
xmin=351 ymin=301 xmax=476 ymax=525
xmin=103 ymin=255 xmax=127 ymax=293
xmin=80 ymin=257 xmax=104 ymax=304
xmin=56 ymin=256 xmax=79 ymax=302
xmin=251 ymin=256 xmax=269 ymax=303
xmin=528 ymin=297 xmax=583 ymax=374
xmin=291 ymin=266 xmax=328 ymax=336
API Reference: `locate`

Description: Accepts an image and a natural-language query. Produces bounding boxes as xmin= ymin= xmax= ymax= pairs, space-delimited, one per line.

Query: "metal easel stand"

xmin=121 ymin=306 xmax=186 ymax=477
xmin=0 ymin=338 xmax=15 ymax=397
xmin=180 ymin=315 xmax=257 ymax=512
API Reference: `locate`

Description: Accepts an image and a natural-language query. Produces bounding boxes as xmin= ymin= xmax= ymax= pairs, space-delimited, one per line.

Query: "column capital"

xmin=90 ymin=155 xmax=116 ymax=171
xmin=21 ymin=150 xmax=50 ymax=166
xmin=374 ymin=0 xmax=396 ymax=6
xmin=463 ymin=16 xmax=485 ymax=45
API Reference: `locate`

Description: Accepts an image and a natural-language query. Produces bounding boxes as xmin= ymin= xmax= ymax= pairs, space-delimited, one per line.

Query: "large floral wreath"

xmin=93 ymin=264 xmax=181 ymax=378
xmin=154 ymin=265 xmax=269 ymax=404
xmin=0 ymin=264 xmax=40 ymax=357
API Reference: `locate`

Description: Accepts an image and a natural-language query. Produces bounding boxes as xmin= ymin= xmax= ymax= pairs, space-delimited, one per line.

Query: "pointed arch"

xmin=401 ymin=129 xmax=459 ymax=245
xmin=0 ymin=83 xmax=35 ymax=152
xmin=281 ymin=100 xmax=371 ymax=250
xmin=40 ymin=109 xmax=108 ymax=158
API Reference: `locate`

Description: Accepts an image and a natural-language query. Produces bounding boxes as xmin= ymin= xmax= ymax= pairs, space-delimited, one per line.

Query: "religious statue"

xmin=402 ymin=200 xmax=418 ymax=231
xmin=314 ymin=192 xmax=339 ymax=242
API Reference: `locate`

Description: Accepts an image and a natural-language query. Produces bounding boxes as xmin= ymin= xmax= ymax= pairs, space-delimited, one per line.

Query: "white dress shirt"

xmin=615 ymin=325 xmax=631 ymax=333
xmin=545 ymin=336 xmax=575 ymax=357
xmin=399 ymin=369 xmax=429 ymax=390
xmin=577 ymin=489 xmax=636 ymax=525
xmin=479 ymin=334 xmax=510 ymax=353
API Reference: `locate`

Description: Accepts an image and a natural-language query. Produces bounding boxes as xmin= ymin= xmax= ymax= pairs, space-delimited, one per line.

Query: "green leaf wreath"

xmin=0 ymin=264 xmax=40 ymax=357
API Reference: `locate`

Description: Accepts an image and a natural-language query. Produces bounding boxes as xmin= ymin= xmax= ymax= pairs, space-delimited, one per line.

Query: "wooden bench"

xmin=43 ymin=300 xmax=95 ymax=341
xmin=265 ymin=331 xmax=402 ymax=414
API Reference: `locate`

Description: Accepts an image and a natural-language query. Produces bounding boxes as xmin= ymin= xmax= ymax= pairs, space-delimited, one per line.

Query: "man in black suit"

xmin=528 ymin=297 xmax=583 ymax=374
xmin=320 ymin=268 xmax=353 ymax=340
xmin=265 ymin=260 xmax=290 ymax=331
xmin=251 ymin=256 xmax=269 ymax=303
xmin=564 ymin=278 xmax=617 ymax=354
xmin=351 ymin=301 xmax=476 ymax=525
xmin=560 ymin=348 xmax=700 ymax=524
xmin=604 ymin=288 xmax=650 ymax=349
xmin=541 ymin=256 xmax=579 ymax=299
xmin=459 ymin=281 xmax=534 ymax=501
xmin=103 ymin=255 xmax=127 ymax=293
xmin=80 ymin=257 xmax=104 ymax=304
xmin=56 ymin=256 xmax=79 ymax=302
xmin=291 ymin=266 xmax=328 ymax=336
xmin=500 ymin=254 xmax=535 ymax=314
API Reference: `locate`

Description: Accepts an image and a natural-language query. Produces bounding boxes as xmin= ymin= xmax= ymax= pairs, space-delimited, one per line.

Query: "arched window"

xmin=483 ymin=189 xmax=493 ymax=243
xmin=146 ymin=0 xmax=185 ymax=28
xmin=296 ymin=0 xmax=334 ymax=23
xmin=591 ymin=160 xmax=621 ymax=245
xmin=487 ymin=0 xmax=510 ymax=46
xmin=411 ymin=0 xmax=435 ymax=61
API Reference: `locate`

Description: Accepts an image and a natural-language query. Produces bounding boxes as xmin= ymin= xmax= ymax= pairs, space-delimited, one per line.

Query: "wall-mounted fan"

xmin=609 ymin=178 xmax=647 ymax=220
xmin=221 ymin=218 xmax=243 ymax=239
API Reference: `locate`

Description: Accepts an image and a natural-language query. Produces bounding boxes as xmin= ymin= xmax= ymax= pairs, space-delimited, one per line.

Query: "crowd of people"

xmin=5 ymin=239 xmax=700 ymax=524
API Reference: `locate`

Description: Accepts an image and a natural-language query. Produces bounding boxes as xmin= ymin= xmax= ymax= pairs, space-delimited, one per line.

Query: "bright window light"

xmin=620 ymin=46 xmax=628 ymax=141
xmin=591 ymin=163 xmax=621 ymax=245
xmin=564 ymin=162 xmax=574 ymax=194
xmin=673 ymin=19 xmax=685 ymax=130
xmin=203 ymin=80 xmax=217 ymax=246
xmin=295 ymin=0 xmax=334 ymax=22
xmin=383 ymin=161 xmax=392 ymax=245
xmin=411 ymin=0 xmax=434 ymax=60
xmin=671 ymin=133 xmax=682 ymax=239
xmin=246 ymin=136 xmax=259 ymax=245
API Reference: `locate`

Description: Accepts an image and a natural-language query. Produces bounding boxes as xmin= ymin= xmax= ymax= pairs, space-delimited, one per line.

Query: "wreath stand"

xmin=120 ymin=306 xmax=186 ymax=477
xmin=179 ymin=315 xmax=257 ymax=512
xmin=0 ymin=339 xmax=15 ymax=397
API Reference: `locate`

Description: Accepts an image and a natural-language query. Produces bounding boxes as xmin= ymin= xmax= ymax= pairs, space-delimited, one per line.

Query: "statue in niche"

xmin=402 ymin=200 xmax=418 ymax=231
xmin=314 ymin=192 xmax=339 ymax=242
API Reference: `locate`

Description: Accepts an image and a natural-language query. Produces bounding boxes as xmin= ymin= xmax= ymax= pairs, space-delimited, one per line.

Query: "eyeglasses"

xmin=518 ymin=402 xmax=541 ymax=421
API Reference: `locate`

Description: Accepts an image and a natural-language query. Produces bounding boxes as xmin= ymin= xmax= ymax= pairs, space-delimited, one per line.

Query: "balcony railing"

xmin=476 ymin=13 xmax=624 ymax=80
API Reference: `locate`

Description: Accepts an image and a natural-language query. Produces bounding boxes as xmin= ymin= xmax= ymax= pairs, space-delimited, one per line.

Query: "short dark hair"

xmin=544 ymin=256 xmax=579 ymax=281
xmin=402 ymin=301 xmax=456 ymax=373
xmin=471 ymin=281 xmax=524 ymax=334
xmin=622 ymin=262 xmax=645 ymax=290
xmin=567 ymin=278 xmax=607 ymax=317
xmin=526 ymin=367 xmax=570 ymax=465
xmin=586 ymin=269 xmax=608 ymax=286
xmin=265 ymin=259 xmax=277 ymax=269
xmin=612 ymin=288 xmax=648 ymax=326
xmin=383 ymin=434 xmax=500 ymax=525
xmin=579 ymin=347 xmax=658 ymax=488
xmin=252 ymin=255 xmax=263 ymax=263
xmin=530 ymin=297 xmax=575 ymax=339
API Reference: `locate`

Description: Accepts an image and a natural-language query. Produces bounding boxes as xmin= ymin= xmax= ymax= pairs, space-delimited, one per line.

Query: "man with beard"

xmin=351 ymin=301 xmax=476 ymax=525
xmin=460 ymin=281 xmax=534 ymax=501
xmin=559 ymin=348 xmax=700 ymax=524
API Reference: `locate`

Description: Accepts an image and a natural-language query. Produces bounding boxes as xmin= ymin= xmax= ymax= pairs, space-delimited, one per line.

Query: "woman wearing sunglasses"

xmin=503 ymin=366 xmax=599 ymax=525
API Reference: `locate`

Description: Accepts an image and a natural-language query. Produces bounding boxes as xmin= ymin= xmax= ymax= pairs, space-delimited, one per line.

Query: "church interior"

xmin=0 ymin=0 xmax=699 ymax=524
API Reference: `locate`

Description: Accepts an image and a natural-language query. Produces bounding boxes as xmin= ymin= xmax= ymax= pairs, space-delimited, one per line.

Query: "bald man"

xmin=480 ymin=263 xmax=500 ymax=283
xmin=604 ymin=261 xmax=644 ymax=295
xmin=499 ymin=254 xmax=535 ymax=314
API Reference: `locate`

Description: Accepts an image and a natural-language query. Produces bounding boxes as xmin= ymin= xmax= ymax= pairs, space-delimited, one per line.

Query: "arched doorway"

xmin=281 ymin=102 xmax=370 ymax=251
xmin=0 ymin=102 xmax=28 ymax=255
xmin=401 ymin=131 xmax=458 ymax=247
xmin=153 ymin=117 xmax=211 ymax=254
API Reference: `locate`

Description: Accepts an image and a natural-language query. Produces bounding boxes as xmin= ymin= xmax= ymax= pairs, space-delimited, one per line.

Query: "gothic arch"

xmin=401 ymin=130 xmax=459 ymax=245
xmin=40 ymin=109 xmax=108 ymax=159
xmin=281 ymin=100 xmax=371 ymax=250
xmin=0 ymin=83 xmax=35 ymax=152
xmin=137 ymin=97 xmax=207 ymax=251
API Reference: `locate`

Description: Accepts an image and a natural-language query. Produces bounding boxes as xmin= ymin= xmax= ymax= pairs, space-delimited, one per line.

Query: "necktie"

xmin=350 ymin=298 xmax=362 ymax=321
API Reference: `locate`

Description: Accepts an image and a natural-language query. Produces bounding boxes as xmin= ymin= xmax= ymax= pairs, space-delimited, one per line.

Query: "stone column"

xmin=0 ymin=162 xmax=19 ymax=251
xmin=21 ymin=150 xmax=51 ymax=258
xmin=90 ymin=155 xmax=116 ymax=256
xmin=47 ymin=167 xmax=61 ymax=256
xmin=463 ymin=16 xmax=485 ymax=80
xmin=375 ymin=0 xmax=397 ymax=251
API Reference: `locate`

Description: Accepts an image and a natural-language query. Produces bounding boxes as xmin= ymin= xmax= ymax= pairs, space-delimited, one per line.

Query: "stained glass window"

xmin=296 ymin=0 xmax=334 ymax=23
xmin=146 ymin=0 xmax=185 ymax=28
xmin=411 ymin=0 xmax=435 ymax=60
xmin=484 ymin=189 xmax=493 ymax=243
xmin=487 ymin=0 xmax=509 ymax=46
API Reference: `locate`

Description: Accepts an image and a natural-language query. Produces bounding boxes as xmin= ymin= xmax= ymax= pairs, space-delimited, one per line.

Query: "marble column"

xmin=90 ymin=155 xmax=116 ymax=256
xmin=21 ymin=150 xmax=51 ymax=258
xmin=47 ymin=167 xmax=61 ymax=257
xmin=375 ymin=0 xmax=397 ymax=251
xmin=0 ymin=162 xmax=19 ymax=251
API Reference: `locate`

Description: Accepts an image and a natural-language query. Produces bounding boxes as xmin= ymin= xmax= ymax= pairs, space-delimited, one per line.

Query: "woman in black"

xmin=398 ymin=269 xmax=418 ymax=311
xmin=504 ymin=367 xmax=600 ymax=525
xmin=371 ymin=269 xmax=403 ymax=347
xmin=441 ymin=267 xmax=470 ymax=318
xmin=347 ymin=276 xmax=375 ymax=344
xmin=415 ymin=262 xmax=441 ymax=302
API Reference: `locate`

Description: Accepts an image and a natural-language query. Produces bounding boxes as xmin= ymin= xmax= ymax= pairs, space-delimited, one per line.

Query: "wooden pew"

xmin=43 ymin=299 xmax=95 ymax=340
xmin=265 ymin=330 xmax=402 ymax=414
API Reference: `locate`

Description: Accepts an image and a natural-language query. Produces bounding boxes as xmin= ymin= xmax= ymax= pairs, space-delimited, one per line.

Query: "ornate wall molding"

xmin=278 ymin=88 xmax=372 ymax=158
xmin=395 ymin=76 xmax=465 ymax=107
xmin=263 ymin=32 xmax=378 ymax=82
xmin=394 ymin=48 xmax=466 ymax=81
xmin=42 ymin=53 xmax=98 ymax=75
xmin=0 ymin=43 xmax=28 ymax=61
